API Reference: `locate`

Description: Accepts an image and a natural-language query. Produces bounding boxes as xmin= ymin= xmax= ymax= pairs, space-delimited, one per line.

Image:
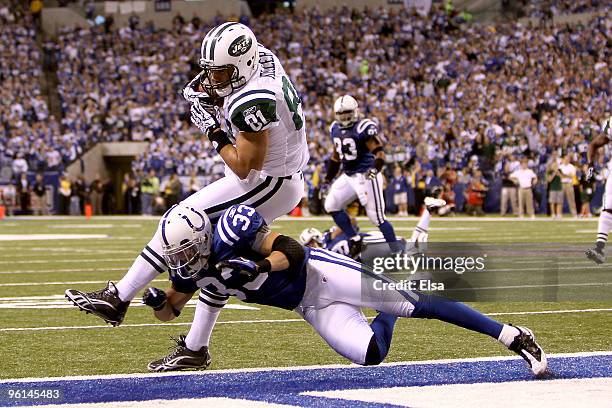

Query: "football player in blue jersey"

xmin=299 ymin=196 xmax=447 ymax=257
xmin=142 ymin=203 xmax=547 ymax=376
xmin=323 ymin=95 xmax=401 ymax=257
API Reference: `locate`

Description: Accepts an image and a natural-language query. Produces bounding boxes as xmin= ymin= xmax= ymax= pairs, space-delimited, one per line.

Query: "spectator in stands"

xmin=511 ymin=159 xmax=538 ymax=219
xmin=391 ymin=166 xmax=409 ymax=216
xmin=559 ymin=155 xmax=577 ymax=218
xmin=124 ymin=175 xmax=141 ymax=215
xmin=500 ymin=161 xmax=518 ymax=216
xmin=546 ymin=161 xmax=563 ymax=219
xmin=90 ymin=177 xmax=103 ymax=215
xmin=58 ymin=173 xmax=71 ymax=215
xmin=464 ymin=172 xmax=488 ymax=216
xmin=31 ymin=173 xmax=48 ymax=215
xmin=163 ymin=172 xmax=182 ymax=209
xmin=140 ymin=169 xmax=159 ymax=216
xmin=16 ymin=172 xmax=30 ymax=214
xmin=0 ymin=183 xmax=16 ymax=216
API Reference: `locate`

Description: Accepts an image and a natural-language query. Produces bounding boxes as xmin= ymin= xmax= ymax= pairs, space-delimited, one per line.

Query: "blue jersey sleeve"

xmin=213 ymin=204 xmax=266 ymax=260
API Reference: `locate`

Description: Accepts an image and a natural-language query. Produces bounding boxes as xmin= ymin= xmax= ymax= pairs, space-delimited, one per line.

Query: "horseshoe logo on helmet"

xmin=181 ymin=207 xmax=207 ymax=232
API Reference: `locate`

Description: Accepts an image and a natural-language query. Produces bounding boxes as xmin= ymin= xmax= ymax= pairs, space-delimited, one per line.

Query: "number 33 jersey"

xmin=330 ymin=119 xmax=379 ymax=175
xmin=222 ymin=45 xmax=309 ymax=178
xmin=170 ymin=204 xmax=309 ymax=311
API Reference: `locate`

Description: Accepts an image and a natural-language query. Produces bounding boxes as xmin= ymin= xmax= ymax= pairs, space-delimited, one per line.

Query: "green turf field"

xmin=0 ymin=216 xmax=611 ymax=380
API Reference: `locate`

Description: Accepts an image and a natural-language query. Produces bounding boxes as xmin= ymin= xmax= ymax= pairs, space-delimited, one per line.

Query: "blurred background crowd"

xmin=0 ymin=0 xmax=610 ymax=217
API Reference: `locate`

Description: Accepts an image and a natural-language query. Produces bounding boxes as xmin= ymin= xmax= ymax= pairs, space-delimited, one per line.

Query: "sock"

xmin=370 ymin=312 xmax=398 ymax=360
xmin=115 ymin=255 xmax=161 ymax=302
xmin=378 ymin=220 xmax=401 ymax=252
xmin=330 ymin=210 xmax=358 ymax=237
xmin=410 ymin=209 xmax=431 ymax=242
xmin=596 ymin=210 xmax=612 ymax=249
xmin=497 ymin=324 xmax=521 ymax=347
xmin=185 ymin=300 xmax=221 ymax=350
xmin=411 ymin=294 xmax=503 ymax=339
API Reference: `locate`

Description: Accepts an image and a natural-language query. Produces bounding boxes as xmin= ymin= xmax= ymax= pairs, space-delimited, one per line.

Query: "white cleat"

xmin=508 ymin=325 xmax=548 ymax=376
xmin=424 ymin=197 xmax=446 ymax=212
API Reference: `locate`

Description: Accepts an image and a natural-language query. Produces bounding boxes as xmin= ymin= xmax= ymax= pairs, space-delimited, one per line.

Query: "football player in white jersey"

xmin=585 ymin=116 xmax=612 ymax=264
xmin=65 ymin=23 xmax=310 ymax=335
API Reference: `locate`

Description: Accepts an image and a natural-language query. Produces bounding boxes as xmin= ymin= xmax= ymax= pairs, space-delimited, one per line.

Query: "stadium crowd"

xmin=0 ymin=1 xmax=610 ymax=216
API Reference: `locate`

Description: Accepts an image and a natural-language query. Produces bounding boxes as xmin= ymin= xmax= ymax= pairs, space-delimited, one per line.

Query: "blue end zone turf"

xmin=0 ymin=354 xmax=610 ymax=407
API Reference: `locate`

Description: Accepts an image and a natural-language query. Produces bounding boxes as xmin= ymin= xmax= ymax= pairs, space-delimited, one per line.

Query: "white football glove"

xmin=190 ymin=102 xmax=220 ymax=136
xmin=182 ymin=72 xmax=208 ymax=104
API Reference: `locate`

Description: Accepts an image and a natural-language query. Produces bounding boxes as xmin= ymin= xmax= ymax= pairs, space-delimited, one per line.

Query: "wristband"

xmin=209 ymin=128 xmax=232 ymax=154
xmin=255 ymin=258 xmax=272 ymax=273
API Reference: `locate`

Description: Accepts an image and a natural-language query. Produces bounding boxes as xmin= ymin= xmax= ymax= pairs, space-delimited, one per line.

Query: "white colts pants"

xmin=295 ymin=248 xmax=419 ymax=365
xmin=324 ymin=172 xmax=387 ymax=226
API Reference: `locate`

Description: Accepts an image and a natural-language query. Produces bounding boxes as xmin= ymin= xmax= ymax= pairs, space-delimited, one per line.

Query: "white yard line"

xmin=0 ymin=234 xmax=110 ymax=241
xmin=0 ymin=258 xmax=134 ymax=265
xmin=0 ymin=279 xmax=166 ymax=287
xmin=1 ymin=308 xmax=610 ymax=333
xmin=0 ymin=268 xmax=127 ymax=275
xmin=1 ymin=351 xmax=610 ymax=383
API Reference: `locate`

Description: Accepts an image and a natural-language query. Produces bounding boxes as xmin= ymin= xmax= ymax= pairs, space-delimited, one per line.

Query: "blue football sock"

xmin=330 ymin=210 xmax=358 ymax=237
xmin=370 ymin=312 xmax=398 ymax=362
xmin=412 ymin=294 xmax=503 ymax=339
xmin=378 ymin=221 xmax=401 ymax=252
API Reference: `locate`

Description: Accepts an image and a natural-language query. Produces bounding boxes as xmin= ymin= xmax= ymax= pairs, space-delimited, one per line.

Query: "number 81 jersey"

xmin=330 ymin=119 xmax=378 ymax=176
xmin=222 ymin=44 xmax=309 ymax=178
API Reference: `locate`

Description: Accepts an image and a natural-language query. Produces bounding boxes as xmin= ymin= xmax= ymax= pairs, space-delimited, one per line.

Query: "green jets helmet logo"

xmin=228 ymin=35 xmax=252 ymax=57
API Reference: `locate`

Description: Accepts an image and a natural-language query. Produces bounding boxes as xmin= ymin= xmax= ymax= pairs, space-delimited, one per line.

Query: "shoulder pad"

xmin=356 ymin=119 xmax=377 ymax=136
xmin=217 ymin=204 xmax=265 ymax=247
xmin=329 ymin=121 xmax=338 ymax=135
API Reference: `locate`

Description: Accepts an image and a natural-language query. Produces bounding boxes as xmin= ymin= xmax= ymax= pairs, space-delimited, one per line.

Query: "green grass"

xmin=0 ymin=216 xmax=611 ymax=379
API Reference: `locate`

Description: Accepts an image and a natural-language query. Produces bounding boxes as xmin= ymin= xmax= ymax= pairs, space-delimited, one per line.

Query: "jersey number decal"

xmin=227 ymin=205 xmax=256 ymax=231
xmin=333 ymin=137 xmax=358 ymax=161
xmin=244 ymin=109 xmax=267 ymax=132
xmin=282 ymin=76 xmax=304 ymax=131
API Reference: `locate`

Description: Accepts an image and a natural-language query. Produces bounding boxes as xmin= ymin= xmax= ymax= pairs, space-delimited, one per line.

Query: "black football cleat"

xmin=148 ymin=335 xmax=212 ymax=372
xmin=508 ymin=325 xmax=548 ymax=376
xmin=65 ymin=281 xmax=130 ymax=326
xmin=585 ymin=246 xmax=605 ymax=264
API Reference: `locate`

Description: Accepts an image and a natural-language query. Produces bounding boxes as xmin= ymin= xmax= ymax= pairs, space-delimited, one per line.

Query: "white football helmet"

xmin=299 ymin=228 xmax=323 ymax=247
xmin=199 ymin=22 xmax=259 ymax=98
xmin=160 ymin=203 xmax=212 ymax=280
xmin=334 ymin=95 xmax=359 ymax=128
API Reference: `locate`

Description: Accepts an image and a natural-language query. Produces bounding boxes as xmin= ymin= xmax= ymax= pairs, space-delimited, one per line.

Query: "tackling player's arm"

xmin=254 ymin=231 xmax=305 ymax=272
